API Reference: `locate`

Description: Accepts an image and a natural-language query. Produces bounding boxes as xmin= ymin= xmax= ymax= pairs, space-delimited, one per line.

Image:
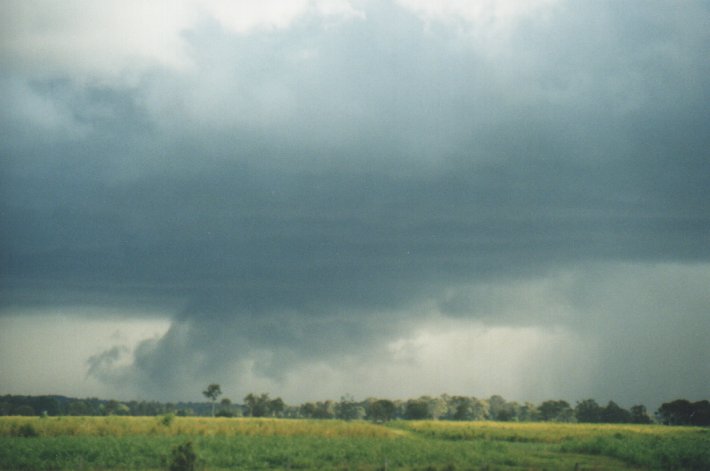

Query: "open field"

xmin=1 ymin=417 xmax=708 ymax=470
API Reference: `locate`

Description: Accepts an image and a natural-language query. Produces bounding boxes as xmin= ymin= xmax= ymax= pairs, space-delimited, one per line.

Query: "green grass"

xmin=0 ymin=417 xmax=708 ymax=470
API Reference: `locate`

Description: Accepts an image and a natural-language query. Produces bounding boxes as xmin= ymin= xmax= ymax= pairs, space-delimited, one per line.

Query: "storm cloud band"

xmin=1 ymin=0 xmax=709 ymax=404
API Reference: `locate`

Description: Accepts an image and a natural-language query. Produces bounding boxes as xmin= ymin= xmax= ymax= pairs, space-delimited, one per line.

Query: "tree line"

xmin=2 ymin=392 xmax=708 ymax=426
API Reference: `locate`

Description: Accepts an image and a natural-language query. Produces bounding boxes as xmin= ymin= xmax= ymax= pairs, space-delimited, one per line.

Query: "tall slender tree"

xmin=202 ymin=384 xmax=222 ymax=417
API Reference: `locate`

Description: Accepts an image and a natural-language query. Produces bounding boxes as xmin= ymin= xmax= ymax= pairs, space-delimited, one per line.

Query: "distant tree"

xmin=657 ymin=399 xmax=692 ymax=425
xmin=14 ymin=405 xmax=36 ymax=416
xmin=517 ymin=402 xmax=539 ymax=422
xmin=447 ymin=396 xmax=469 ymax=421
xmin=203 ymin=384 xmax=222 ymax=417
xmin=244 ymin=393 xmax=262 ymax=417
xmin=575 ymin=399 xmax=602 ymax=423
xmin=488 ymin=395 xmax=518 ymax=421
xmin=487 ymin=395 xmax=507 ymax=421
xmin=102 ymin=400 xmax=129 ymax=416
xmin=656 ymin=399 xmax=710 ymax=426
xmin=444 ymin=396 xmax=486 ymax=421
xmin=282 ymin=405 xmax=301 ymax=418
xmin=300 ymin=402 xmax=317 ymax=418
xmin=314 ymin=401 xmax=337 ymax=419
xmin=68 ymin=400 xmax=90 ymax=416
xmin=244 ymin=393 xmax=283 ymax=417
xmin=369 ymin=399 xmax=397 ymax=422
xmin=689 ymin=400 xmax=710 ymax=426
xmin=404 ymin=399 xmax=429 ymax=420
xmin=269 ymin=397 xmax=285 ymax=418
xmin=601 ymin=401 xmax=631 ymax=423
xmin=426 ymin=396 xmax=449 ymax=420
xmin=539 ymin=400 xmax=573 ymax=422
xmin=215 ymin=398 xmax=234 ymax=417
xmin=336 ymin=395 xmax=362 ymax=420
xmin=470 ymin=397 xmax=488 ymax=421
xmin=629 ymin=404 xmax=652 ymax=424
xmin=36 ymin=396 xmax=61 ymax=416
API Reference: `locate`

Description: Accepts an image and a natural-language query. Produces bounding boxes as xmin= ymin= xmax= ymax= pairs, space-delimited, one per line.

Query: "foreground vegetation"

xmin=1 ymin=416 xmax=709 ymax=470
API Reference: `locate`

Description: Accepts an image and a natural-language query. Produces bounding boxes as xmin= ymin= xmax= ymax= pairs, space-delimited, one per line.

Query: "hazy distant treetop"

xmin=203 ymin=384 xmax=222 ymax=402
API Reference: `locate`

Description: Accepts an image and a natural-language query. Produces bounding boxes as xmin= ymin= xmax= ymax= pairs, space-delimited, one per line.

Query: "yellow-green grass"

xmin=396 ymin=420 xmax=710 ymax=469
xmin=396 ymin=419 xmax=703 ymax=442
xmin=0 ymin=416 xmax=399 ymax=438
xmin=1 ymin=416 xmax=708 ymax=470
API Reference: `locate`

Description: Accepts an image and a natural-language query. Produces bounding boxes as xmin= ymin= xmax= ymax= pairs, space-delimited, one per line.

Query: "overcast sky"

xmin=1 ymin=0 xmax=708 ymax=409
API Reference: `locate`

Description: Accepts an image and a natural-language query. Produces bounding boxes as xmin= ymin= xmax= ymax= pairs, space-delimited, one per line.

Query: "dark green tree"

xmin=517 ymin=402 xmax=539 ymax=421
xmin=601 ymin=401 xmax=631 ymax=423
xmin=313 ymin=401 xmax=336 ymax=419
xmin=538 ymin=400 xmax=573 ymax=422
xmin=269 ymin=397 xmax=285 ymax=417
xmin=575 ymin=399 xmax=602 ymax=423
xmin=14 ymin=405 xmax=36 ymax=416
xmin=202 ymin=384 xmax=222 ymax=417
xmin=404 ymin=399 xmax=429 ymax=420
xmin=689 ymin=400 xmax=710 ymax=426
xmin=244 ymin=393 xmax=284 ymax=417
xmin=446 ymin=396 xmax=470 ymax=420
xmin=300 ymin=402 xmax=317 ymax=418
xmin=488 ymin=395 xmax=518 ymax=421
xmin=336 ymin=395 xmax=362 ymax=420
xmin=629 ymin=404 xmax=652 ymax=424
xmin=369 ymin=399 xmax=397 ymax=422
xmin=656 ymin=399 xmax=710 ymax=426
xmin=67 ymin=400 xmax=90 ymax=416
xmin=216 ymin=398 xmax=234 ymax=417
xmin=657 ymin=399 xmax=692 ymax=425
xmin=487 ymin=395 xmax=506 ymax=421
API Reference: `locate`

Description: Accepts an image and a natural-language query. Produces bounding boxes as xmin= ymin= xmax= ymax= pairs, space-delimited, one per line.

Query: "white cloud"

xmin=195 ymin=0 xmax=311 ymax=34
xmin=316 ymin=0 xmax=366 ymax=20
xmin=198 ymin=0 xmax=364 ymax=33
xmin=0 ymin=0 xmax=363 ymax=83
xmin=396 ymin=0 xmax=559 ymax=26
xmin=396 ymin=0 xmax=561 ymax=55
xmin=0 ymin=310 xmax=170 ymax=398
xmin=0 ymin=1 xmax=194 ymax=82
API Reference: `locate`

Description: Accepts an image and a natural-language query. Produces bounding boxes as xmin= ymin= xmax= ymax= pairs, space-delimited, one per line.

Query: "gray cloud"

xmin=1 ymin=1 xmax=709 ymax=404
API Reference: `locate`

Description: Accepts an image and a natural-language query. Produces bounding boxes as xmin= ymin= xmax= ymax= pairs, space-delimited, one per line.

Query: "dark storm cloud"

xmin=1 ymin=1 xmax=709 ymax=399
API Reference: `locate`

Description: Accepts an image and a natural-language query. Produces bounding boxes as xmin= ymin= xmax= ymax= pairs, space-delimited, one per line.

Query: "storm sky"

xmin=1 ymin=0 xmax=708 ymax=408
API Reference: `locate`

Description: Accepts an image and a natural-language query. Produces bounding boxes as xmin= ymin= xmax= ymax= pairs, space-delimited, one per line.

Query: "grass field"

xmin=1 ymin=416 xmax=708 ymax=470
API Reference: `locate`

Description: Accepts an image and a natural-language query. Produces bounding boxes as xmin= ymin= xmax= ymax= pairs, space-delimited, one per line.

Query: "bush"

xmin=169 ymin=441 xmax=197 ymax=471
xmin=160 ymin=413 xmax=175 ymax=427
xmin=13 ymin=423 xmax=39 ymax=438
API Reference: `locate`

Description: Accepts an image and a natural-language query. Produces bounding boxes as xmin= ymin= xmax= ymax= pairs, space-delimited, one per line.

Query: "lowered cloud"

xmin=1 ymin=0 xmax=708 ymax=406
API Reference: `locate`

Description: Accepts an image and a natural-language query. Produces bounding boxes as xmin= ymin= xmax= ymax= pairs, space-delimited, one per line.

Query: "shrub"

xmin=169 ymin=440 xmax=197 ymax=471
xmin=13 ymin=423 xmax=39 ymax=438
xmin=160 ymin=413 xmax=176 ymax=427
